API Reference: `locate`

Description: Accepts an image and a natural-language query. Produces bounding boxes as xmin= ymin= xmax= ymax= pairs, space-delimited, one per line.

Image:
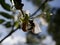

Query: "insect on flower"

xmin=18 ymin=10 xmax=42 ymax=34
xmin=11 ymin=0 xmax=42 ymax=34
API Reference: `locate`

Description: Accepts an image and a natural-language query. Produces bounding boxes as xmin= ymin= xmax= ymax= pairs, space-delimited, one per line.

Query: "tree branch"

xmin=30 ymin=0 xmax=48 ymax=18
xmin=0 ymin=28 xmax=18 ymax=43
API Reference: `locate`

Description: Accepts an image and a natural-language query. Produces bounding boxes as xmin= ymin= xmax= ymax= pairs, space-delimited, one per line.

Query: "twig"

xmin=30 ymin=0 xmax=48 ymax=18
xmin=20 ymin=9 xmax=25 ymax=17
xmin=0 ymin=28 xmax=18 ymax=43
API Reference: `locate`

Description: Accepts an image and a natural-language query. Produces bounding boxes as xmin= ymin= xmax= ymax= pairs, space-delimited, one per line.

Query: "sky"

xmin=49 ymin=0 xmax=60 ymax=8
xmin=0 ymin=0 xmax=60 ymax=45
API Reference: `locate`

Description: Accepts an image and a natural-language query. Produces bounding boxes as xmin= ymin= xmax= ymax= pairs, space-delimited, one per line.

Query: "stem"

xmin=20 ymin=9 xmax=25 ymax=17
xmin=0 ymin=28 xmax=18 ymax=43
xmin=30 ymin=0 xmax=48 ymax=18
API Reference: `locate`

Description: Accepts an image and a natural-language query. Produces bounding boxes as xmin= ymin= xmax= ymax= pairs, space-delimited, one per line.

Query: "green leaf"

xmin=0 ymin=0 xmax=11 ymax=11
xmin=14 ymin=21 xmax=20 ymax=28
xmin=0 ymin=19 xmax=5 ymax=24
xmin=0 ymin=12 xmax=13 ymax=19
xmin=4 ymin=22 xmax=12 ymax=28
